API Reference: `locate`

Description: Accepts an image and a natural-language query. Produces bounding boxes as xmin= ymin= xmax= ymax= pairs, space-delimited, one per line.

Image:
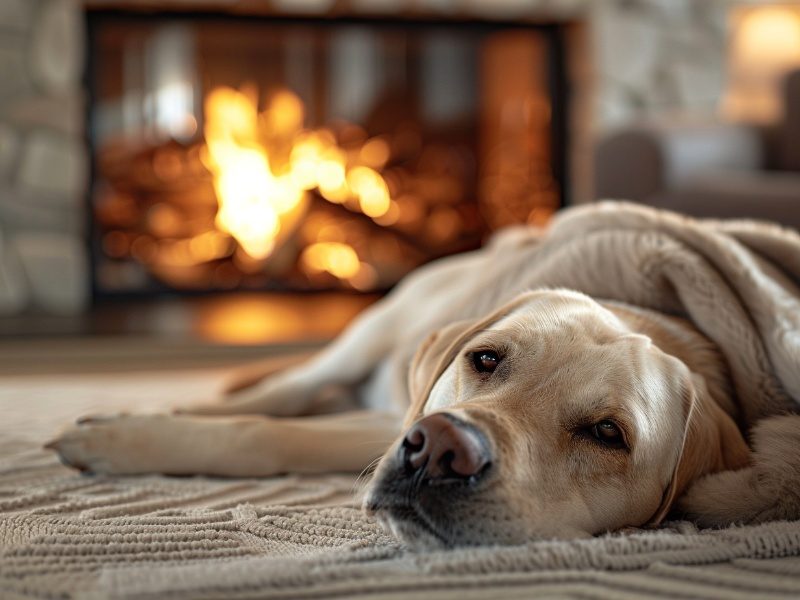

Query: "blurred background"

xmin=0 ymin=0 xmax=798 ymax=374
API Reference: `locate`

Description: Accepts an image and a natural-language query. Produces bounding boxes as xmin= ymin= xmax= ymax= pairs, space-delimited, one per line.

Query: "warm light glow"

xmin=317 ymin=154 xmax=349 ymax=202
xmin=359 ymin=137 xmax=391 ymax=168
xmin=301 ymin=242 xmax=361 ymax=279
xmin=195 ymin=294 xmax=374 ymax=345
xmin=198 ymin=296 xmax=307 ymax=345
xmin=188 ymin=230 xmax=232 ymax=262
xmin=202 ymin=85 xmax=395 ymax=268
xmin=725 ymin=5 xmax=800 ymax=122
xmin=373 ymin=200 xmax=400 ymax=226
xmin=347 ymin=166 xmax=391 ymax=218
xmin=204 ymin=88 xmax=298 ymax=260
xmin=736 ymin=7 xmax=800 ymax=67
xmin=262 ymin=89 xmax=305 ymax=136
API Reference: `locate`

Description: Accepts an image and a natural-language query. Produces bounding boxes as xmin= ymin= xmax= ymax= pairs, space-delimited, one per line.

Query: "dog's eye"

xmin=471 ymin=350 xmax=501 ymax=374
xmin=590 ymin=420 xmax=626 ymax=449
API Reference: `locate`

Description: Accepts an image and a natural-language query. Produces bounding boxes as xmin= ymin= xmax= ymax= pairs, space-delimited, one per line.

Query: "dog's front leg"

xmin=46 ymin=411 xmax=400 ymax=477
xmin=183 ymin=298 xmax=407 ymax=417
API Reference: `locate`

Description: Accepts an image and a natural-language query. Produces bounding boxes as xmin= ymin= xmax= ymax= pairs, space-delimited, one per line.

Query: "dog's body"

xmin=49 ymin=226 xmax=756 ymax=547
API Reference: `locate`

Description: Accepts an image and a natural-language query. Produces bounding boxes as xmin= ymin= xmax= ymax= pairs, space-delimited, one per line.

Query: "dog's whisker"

xmin=353 ymin=457 xmax=382 ymax=485
xmin=351 ymin=456 xmax=384 ymax=495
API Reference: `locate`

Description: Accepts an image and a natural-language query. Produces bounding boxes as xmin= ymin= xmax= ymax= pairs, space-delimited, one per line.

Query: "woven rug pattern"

xmin=1 ymin=370 xmax=800 ymax=599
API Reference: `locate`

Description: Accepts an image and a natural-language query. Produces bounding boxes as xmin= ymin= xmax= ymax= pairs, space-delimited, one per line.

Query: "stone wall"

xmin=591 ymin=0 xmax=735 ymax=128
xmin=0 ymin=0 xmax=746 ymax=315
xmin=0 ymin=0 xmax=87 ymax=315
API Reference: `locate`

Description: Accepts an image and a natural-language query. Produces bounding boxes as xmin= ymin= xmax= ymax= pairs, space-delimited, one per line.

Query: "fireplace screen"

xmin=89 ymin=13 xmax=563 ymax=295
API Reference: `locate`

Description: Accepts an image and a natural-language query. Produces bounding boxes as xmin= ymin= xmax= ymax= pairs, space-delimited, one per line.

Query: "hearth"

xmin=87 ymin=11 xmax=567 ymax=296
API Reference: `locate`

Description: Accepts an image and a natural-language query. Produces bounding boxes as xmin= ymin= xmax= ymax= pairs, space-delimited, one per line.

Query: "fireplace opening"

xmin=88 ymin=12 xmax=566 ymax=297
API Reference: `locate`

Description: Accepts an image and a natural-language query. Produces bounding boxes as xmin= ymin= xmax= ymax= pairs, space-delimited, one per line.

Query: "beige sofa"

xmin=595 ymin=70 xmax=800 ymax=230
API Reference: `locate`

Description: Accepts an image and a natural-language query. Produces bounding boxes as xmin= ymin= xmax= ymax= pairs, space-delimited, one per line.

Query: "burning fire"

xmin=301 ymin=242 xmax=361 ymax=279
xmin=202 ymin=85 xmax=393 ymax=266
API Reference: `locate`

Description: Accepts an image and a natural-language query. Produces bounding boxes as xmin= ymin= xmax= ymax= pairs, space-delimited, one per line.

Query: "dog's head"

xmin=365 ymin=289 xmax=750 ymax=548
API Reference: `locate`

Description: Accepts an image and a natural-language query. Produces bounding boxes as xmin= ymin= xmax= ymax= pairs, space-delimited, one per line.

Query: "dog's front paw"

xmin=45 ymin=414 xmax=168 ymax=475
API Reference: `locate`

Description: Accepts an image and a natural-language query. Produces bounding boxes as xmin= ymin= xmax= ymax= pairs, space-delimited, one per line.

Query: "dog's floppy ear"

xmin=647 ymin=373 xmax=751 ymax=525
xmin=405 ymin=319 xmax=477 ymax=427
xmin=404 ymin=292 xmax=539 ymax=428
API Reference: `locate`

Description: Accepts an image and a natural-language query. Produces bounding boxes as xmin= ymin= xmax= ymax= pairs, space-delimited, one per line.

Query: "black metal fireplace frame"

xmin=83 ymin=8 xmax=571 ymax=303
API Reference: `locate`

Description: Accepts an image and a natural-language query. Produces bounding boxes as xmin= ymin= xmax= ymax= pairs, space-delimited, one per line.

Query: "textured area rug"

xmin=2 ymin=370 xmax=800 ymax=599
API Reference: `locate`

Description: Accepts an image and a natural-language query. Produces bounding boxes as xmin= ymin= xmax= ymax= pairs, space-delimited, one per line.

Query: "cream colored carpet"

xmin=2 ymin=370 xmax=800 ymax=599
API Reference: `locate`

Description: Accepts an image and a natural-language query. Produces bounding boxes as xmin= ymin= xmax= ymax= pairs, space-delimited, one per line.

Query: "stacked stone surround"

xmin=0 ymin=0 xmax=751 ymax=315
xmin=0 ymin=0 xmax=87 ymax=315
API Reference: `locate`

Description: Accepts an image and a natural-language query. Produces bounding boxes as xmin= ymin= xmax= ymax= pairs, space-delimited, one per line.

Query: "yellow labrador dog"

xmin=48 ymin=231 xmax=751 ymax=548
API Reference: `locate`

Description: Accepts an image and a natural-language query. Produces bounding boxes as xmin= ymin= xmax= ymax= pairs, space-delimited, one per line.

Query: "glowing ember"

xmin=347 ymin=166 xmax=391 ymax=218
xmin=202 ymin=85 xmax=393 ymax=266
xmin=301 ymin=241 xmax=362 ymax=280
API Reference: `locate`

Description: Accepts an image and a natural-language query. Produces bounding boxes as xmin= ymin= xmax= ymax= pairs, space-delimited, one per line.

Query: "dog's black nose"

xmin=400 ymin=413 xmax=490 ymax=480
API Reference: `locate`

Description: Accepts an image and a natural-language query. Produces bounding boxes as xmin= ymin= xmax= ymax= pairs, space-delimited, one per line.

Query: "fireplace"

xmin=87 ymin=11 xmax=567 ymax=296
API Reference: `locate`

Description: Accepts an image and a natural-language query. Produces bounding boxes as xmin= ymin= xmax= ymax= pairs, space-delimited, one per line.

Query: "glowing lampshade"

xmin=724 ymin=5 xmax=800 ymax=122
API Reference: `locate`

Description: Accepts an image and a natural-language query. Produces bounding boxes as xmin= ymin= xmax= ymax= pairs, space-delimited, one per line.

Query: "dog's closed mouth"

xmin=420 ymin=462 xmax=492 ymax=488
xmin=369 ymin=500 xmax=452 ymax=546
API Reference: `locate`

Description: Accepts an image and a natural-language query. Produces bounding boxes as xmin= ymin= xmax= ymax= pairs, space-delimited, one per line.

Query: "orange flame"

xmin=301 ymin=242 xmax=361 ymax=279
xmin=202 ymin=85 xmax=393 ymax=268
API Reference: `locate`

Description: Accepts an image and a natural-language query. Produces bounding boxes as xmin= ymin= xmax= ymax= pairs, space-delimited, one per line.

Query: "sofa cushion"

xmin=648 ymin=169 xmax=800 ymax=231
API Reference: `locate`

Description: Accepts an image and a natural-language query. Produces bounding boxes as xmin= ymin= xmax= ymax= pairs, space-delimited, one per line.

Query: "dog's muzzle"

xmin=364 ymin=413 xmax=492 ymax=545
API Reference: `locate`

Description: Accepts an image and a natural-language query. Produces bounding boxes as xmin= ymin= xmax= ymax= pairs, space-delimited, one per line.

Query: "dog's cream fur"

xmin=48 ymin=203 xmax=800 ymax=547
